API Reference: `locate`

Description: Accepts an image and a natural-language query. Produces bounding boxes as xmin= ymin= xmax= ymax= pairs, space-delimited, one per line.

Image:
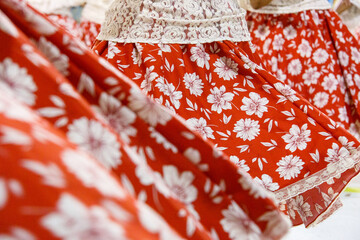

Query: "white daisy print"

xmin=62 ymin=149 xmax=125 ymax=198
xmin=272 ymin=34 xmax=285 ymax=51
xmin=313 ymin=48 xmax=329 ymax=64
xmin=41 ymin=194 xmax=125 ymax=240
xmin=155 ymin=78 xmax=183 ymax=109
xmin=0 ymin=58 xmax=37 ymax=106
xmin=233 ymin=119 xmax=260 ymax=141
xmin=325 ymin=143 xmax=349 ymax=163
xmin=214 ymin=57 xmax=239 ymax=81
xmin=190 ymin=44 xmax=210 ymax=69
xmin=283 ymin=25 xmax=297 ymax=40
xmin=274 ymin=83 xmax=300 ymax=102
xmin=254 ymin=24 xmax=270 ymax=40
xmin=338 ymin=106 xmax=349 ymax=123
xmin=276 ymin=155 xmax=304 ymax=180
xmin=302 ymin=67 xmax=320 ymax=86
xmin=313 ymin=92 xmax=329 ymax=108
xmin=282 ymin=124 xmax=311 ymax=152
xmin=220 ymin=201 xmax=261 ymax=240
xmin=239 ymin=174 xmax=269 ymax=199
xmin=297 ymin=39 xmax=312 ymax=58
xmin=186 ymin=117 xmax=215 ymax=139
xmin=287 ymin=59 xmax=302 ymax=76
xmin=37 ymin=37 xmax=69 ymax=76
xmin=67 ymin=117 xmax=121 ymax=169
xmin=141 ymin=66 xmax=158 ymax=93
xmin=241 ymin=92 xmax=269 ymax=118
xmin=207 ymin=86 xmax=234 ymax=113
xmin=95 ymin=93 xmax=137 ymax=144
xmin=287 ymin=195 xmax=313 ymax=221
xmin=162 ymin=165 xmax=198 ymax=204
xmin=230 ymin=156 xmax=250 ymax=172
xmin=321 ymin=74 xmax=338 ymax=93
xmin=338 ymin=51 xmax=349 ymax=67
xmin=107 ymin=41 xmax=121 ymax=59
xmin=128 ymin=88 xmax=172 ymax=126
xmin=351 ymin=46 xmax=360 ymax=64
xmin=183 ymin=73 xmax=204 ymax=96
xmin=254 ymin=174 xmax=280 ymax=192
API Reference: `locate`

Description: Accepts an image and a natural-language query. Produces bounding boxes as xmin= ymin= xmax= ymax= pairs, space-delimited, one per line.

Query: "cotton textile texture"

xmin=93 ymin=0 xmax=360 ymax=228
xmin=0 ymin=0 xmax=291 ymax=239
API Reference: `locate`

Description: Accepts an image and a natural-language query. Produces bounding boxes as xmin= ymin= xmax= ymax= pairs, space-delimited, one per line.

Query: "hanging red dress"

xmin=0 ymin=1 xmax=291 ymax=239
xmin=93 ymin=0 xmax=360 ymax=227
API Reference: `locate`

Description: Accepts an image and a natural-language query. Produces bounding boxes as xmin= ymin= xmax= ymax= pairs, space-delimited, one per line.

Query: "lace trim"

xmin=241 ymin=0 xmax=331 ymax=14
xmin=275 ymin=147 xmax=360 ymax=202
xmin=97 ymin=0 xmax=251 ymax=44
xmin=308 ymin=198 xmax=343 ymax=227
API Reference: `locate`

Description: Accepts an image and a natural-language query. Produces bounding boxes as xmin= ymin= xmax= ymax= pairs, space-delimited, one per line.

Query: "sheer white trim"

xmin=97 ymin=0 xmax=251 ymax=44
xmin=240 ymin=0 xmax=331 ymax=14
xmin=26 ymin=0 xmax=85 ymax=14
xmin=275 ymin=148 xmax=360 ymax=202
xmin=81 ymin=0 xmax=114 ymax=24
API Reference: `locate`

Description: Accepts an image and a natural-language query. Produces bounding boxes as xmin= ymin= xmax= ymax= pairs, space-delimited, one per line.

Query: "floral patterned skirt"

xmin=93 ymin=35 xmax=360 ymax=226
xmin=79 ymin=20 xmax=101 ymax=47
xmin=247 ymin=9 xmax=360 ymax=140
xmin=0 ymin=1 xmax=291 ymax=239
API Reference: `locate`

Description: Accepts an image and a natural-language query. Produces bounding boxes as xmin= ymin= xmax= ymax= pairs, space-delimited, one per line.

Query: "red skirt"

xmin=93 ymin=25 xmax=360 ymax=227
xmin=80 ymin=20 xmax=101 ymax=48
xmin=247 ymin=9 xmax=360 ymax=139
xmin=0 ymin=1 xmax=290 ymax=239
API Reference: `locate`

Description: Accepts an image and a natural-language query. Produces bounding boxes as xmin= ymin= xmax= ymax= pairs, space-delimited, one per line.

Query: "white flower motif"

xmin=287 ymin=195 xmax=313 ymax=221
xmin=0 ymin=58 xmax=37 ymax=106
xmin=282 ymin=124 xmax=311 ymax=152
xmin=321 ymin=74 xmax=338 ymax=93
xmin=339 ymin=51 xmax=349 ymax=67
xmin=254 ymin=24 xmax=270 ymax=40
xmin=141 ymin=66 xmax=158 ymax=93
xmin=272 ymin=34 xmax=285 ymax=51
xmin=239 ymin=174 xmax=269 ymax=199
xmin=162 ymin=165 xmax=198 ymax=204
xmin=186 ymin=117 xmax=215 ymax=139
xmin=95 ymin=93 xmax=137 ymax=144
xmin=214 ymin=57 xmax=239 ymax=81
xmin=220 ymin=201 xmax=261 ymax=240
xmin=0 ymin=227 xmax=35 ymax=240
xmin=283 ymin=25 xmax=297 ymax=40
xmin=137 ymin=202 xmax=183 ymax=240
xmin=0 ymin=12 xmax=18 ymax=37
xmin=233 ymin=119 xmax=260 ymax=141
xmin=274 ymin=83 xmax=300 ymax=102
xmin=254 ymin=174 xmax=280 ymax=192
xmin=128 ymin=88 xmax=172 ymax=126
xmin=302 ymin=67 xmax=320 ymax=86
xmin=62 ymin=149 xmax=125 ymax=198
xmin=325 ymin=143 xmax=349 ymax=163
xmin=338 ymin=106 xmax=349 ymax=123
xmin=106 ymin=41 xmax=121 ymax=59
xmin=313 ymin=48 xmax=329 ymax=64
xmin=230 ymin=156 xmax=250 ymax=172
xmin=276 ymin=155 xmax=304 ymax=180
xmin=190 ymin=44 xmax=210 ymax=70
xmin=351 ymin=47 xmax=360 ymax=64
xmin=41 ymin=194 xmax=125 ymax=240
xmin=67 ymin=117 xmax=121 ymax=169
xmin=241 ymin=92 xmax=269 ymax=118
xmin=287 ymin=59 xmax=302 ymax=76
xmin=207 ymin=86 xmax=234 ymax=113
xmin=297 ymin=39 xmax=312 ymax=58
xmin=313 ymin=92 xmax=329 ymax=109
xmin=183 ymin=73 xmax=204 ymax=96
xmin=37 ymin=37 xmax=69 ymax=76
xmin=155 ymin=77 xmax=183 ymax=109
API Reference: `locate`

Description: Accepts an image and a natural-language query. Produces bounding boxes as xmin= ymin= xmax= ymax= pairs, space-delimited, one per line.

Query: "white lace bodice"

xmin=97 ymin=0 xmax=251 ymax=44
xmin=240 ymin=0 xmax=331 ymax=14
xmin=26 ymin=0 xmax=85 ymax=14
xmin=81 ymin=0 xmax=114 ymax=24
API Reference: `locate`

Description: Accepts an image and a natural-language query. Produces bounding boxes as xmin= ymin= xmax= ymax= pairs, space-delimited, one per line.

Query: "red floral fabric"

xmin=93 ymin=14 xmax=360 ymax=228
xmin=247 ymin=9 xmax=360 ymax=139
xmin=0 ymin=1 xmax=291 ymax=239
xmin=80 ymin=20 xmax=101 ymax=47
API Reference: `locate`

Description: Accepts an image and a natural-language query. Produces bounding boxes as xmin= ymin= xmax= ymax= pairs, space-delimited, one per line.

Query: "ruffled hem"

xmin=275 ymin=147 xmax=360 ymax=202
